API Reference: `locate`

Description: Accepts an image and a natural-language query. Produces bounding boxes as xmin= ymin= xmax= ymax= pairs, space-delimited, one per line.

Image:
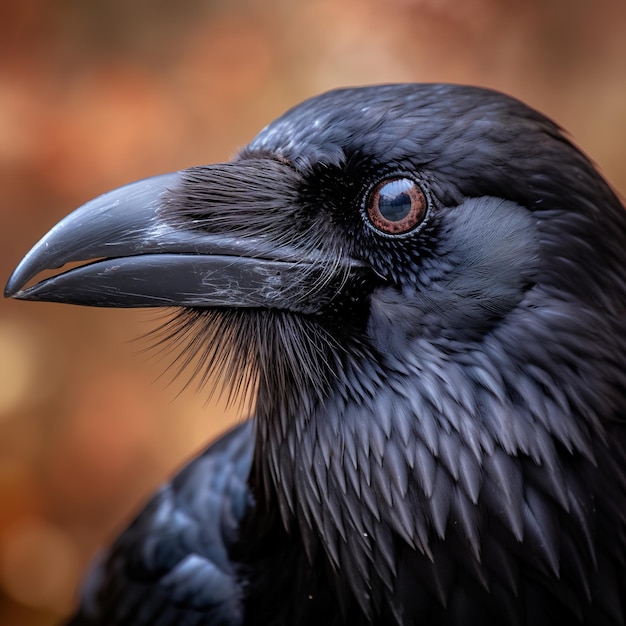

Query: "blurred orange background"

xmin=0 ymin=1 xmax=625 ymax=624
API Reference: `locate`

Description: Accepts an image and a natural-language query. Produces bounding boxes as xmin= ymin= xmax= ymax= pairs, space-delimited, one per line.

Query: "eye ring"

xmin=366 ymin=177 xmax=428 ymax=235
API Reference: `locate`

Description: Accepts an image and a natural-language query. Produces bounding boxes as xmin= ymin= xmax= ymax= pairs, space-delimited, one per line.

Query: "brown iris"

xmin=366 ymin=177 xmax=427 ymax=235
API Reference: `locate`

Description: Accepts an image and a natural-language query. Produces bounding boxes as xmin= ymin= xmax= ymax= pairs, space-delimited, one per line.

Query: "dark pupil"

xmin=378 ymin=179 xmax=413 ymax=221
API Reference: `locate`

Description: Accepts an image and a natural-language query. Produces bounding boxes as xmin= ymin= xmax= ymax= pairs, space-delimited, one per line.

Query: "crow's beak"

xmin=5 ymin=161 xmax=363 ymax=313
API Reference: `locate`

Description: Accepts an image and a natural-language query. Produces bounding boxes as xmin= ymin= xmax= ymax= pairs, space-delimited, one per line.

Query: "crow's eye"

xmin=366 ymin=177 xmax=427 ymax=235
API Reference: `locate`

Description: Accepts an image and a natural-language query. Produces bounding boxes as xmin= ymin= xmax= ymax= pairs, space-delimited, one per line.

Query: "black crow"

xmin=5 ymin=84 xmax=626 ymax=625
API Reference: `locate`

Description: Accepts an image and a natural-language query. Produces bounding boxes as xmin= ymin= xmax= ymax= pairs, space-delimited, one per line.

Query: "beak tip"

xmin=4 ymin=277 xmax=20 ymax=299
xmin=4 ymin=170 xmax=184 ymax=304
xmin=5 ymin=260 xmax=34 ymax=299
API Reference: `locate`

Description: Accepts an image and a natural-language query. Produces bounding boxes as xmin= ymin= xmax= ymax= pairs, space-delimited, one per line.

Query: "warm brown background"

xmin=0 ymin=1 xmax=625 ymax=624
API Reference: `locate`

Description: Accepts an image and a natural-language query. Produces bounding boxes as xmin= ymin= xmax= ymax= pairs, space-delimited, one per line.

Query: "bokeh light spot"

xmin=0 ymin=516 xmax=79 ymax=613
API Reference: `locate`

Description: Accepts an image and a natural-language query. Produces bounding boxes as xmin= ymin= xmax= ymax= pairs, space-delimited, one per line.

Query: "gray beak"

xmin=5 ymin=162 xmax=364 ymax=313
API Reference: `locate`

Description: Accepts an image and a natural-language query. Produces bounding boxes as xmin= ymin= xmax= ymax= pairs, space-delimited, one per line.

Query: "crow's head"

xmin=6 ymin=84 xmax=626 ymax=623
xmin=7 ymin=85 xmax=625 ymax=394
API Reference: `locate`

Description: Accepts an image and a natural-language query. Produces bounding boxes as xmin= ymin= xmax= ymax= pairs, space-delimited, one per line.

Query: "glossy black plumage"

xmin=69 ymin=422 xmax=254 ymax=625
xmin=5 ymin=84 xmax=626 ymax=625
